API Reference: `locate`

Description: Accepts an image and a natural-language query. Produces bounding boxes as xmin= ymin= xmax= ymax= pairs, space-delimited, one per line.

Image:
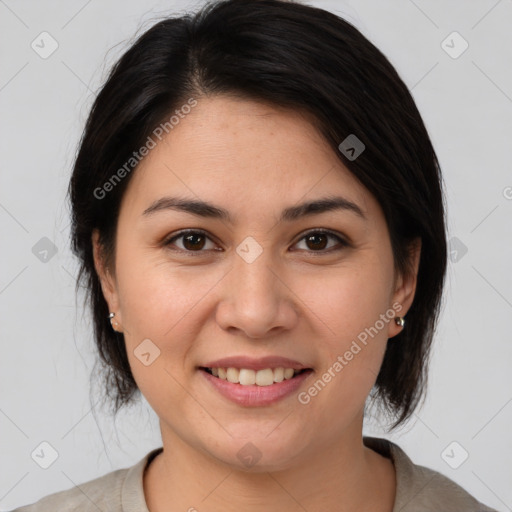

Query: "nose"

xmin=215 ymin=248 xmax=299 ymax=339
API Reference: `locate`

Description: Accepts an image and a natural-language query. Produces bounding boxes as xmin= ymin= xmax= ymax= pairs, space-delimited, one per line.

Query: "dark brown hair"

xmin=69 ymin=0 xmax=447 ymax=430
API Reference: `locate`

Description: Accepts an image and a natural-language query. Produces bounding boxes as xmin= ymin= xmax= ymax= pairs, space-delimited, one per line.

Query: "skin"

xmin=93 ymin=95 xmax=421 ymax=512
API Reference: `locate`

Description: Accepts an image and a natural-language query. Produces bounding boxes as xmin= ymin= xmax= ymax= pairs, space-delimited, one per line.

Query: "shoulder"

xmin=11 ymin=448 xmax=162 ymax=512
xmin=364 ymin=436 xmax=498 ymax=512
xmin=11 ymin=467 xmax=128 ymax=512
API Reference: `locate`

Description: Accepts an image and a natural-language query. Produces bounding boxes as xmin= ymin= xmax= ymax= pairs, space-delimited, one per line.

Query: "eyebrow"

xmin=142 ymin=195 xmax=366 ymax=222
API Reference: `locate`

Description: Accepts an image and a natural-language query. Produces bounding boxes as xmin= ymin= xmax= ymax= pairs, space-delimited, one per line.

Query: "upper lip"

xmin=200 ymin=356 xmax=311 ymax=371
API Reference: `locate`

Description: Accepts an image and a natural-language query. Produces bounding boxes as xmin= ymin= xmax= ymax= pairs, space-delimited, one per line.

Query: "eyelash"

xmin=163 ymin=229 xmax=349 ymax=256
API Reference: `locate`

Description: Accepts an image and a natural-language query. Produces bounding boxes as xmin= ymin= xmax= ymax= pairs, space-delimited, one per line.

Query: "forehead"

xmin=121 ymin=95 xmax=375 ymax=221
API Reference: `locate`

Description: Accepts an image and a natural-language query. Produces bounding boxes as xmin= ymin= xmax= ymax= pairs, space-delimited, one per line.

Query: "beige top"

xmin=12 ymin=436 xmax=498 ymax=511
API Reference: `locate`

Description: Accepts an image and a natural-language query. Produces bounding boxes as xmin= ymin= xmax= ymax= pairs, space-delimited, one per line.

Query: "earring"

xmin=395 ymin=316 xmax=405 ymax=328
xmin=108 ymin=312 xmax=120 ymax=331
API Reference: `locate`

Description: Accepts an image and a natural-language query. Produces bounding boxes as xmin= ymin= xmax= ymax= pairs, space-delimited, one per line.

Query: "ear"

xmin=92 ymin=229 xmax=123 ymax=329
xmin=388 ymin=238 xmax=421 ymax=338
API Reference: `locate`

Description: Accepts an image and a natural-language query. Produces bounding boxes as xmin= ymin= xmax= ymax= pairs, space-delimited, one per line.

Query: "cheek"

xmin=113 ymin=245 xmax=225 ymax=374
xmin=113 ymin=263 xmax=206 ymax=410
xmin=294 ymin=256 xmax=394 ymax=412
xmin=300 ymin=257 xmax=394 ymax=347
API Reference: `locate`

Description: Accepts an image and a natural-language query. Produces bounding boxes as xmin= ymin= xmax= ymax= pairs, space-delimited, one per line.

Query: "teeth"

xmin=227 ymin=367 xmax=240 ymax=384
xmin=273 ymin=367 xmax=284 ymax=382
xmin=256 ymin=368 xmax=274 ymax=386
xmin=283 ymin=368 xmax=295 ymax=380
xmin=207 ymin=367 xmax=303 ymax=386
xmin=239 ymin=369 xmax=256 ymax=385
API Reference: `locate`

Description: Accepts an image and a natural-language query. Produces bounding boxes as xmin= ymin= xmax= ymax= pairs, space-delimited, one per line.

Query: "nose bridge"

xmin=216 ymin=238 xmax=297 ymax=337
xmin=232 ymin=241 xmax=279 ymax=309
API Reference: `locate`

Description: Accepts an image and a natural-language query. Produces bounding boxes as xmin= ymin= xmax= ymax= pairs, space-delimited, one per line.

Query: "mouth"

xmin=199 ymin=366 xmax=313 ymax=386
xmin=199 ymin=365 xmax=314 ymax=406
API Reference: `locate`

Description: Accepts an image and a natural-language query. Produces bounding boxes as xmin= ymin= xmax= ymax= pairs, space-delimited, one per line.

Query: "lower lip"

xmin=200 ymin=369 xmax=313 ymax=407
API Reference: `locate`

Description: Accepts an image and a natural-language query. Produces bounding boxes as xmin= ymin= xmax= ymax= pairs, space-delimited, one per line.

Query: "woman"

xmin=13 ymin=0 xmax=498 ymax=510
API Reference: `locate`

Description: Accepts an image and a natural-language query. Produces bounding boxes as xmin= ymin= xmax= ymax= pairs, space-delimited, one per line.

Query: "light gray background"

xmin=1 ymin=0 xmax=511 ymax=510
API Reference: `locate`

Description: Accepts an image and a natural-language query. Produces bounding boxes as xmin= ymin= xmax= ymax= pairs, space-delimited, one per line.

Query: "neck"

xmin=144 ymin=419 xmax=396 ymax=512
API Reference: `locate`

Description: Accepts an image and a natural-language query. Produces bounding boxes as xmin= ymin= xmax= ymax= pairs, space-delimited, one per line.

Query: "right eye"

xmin=164 ymin=229 xmax=220 ymax=253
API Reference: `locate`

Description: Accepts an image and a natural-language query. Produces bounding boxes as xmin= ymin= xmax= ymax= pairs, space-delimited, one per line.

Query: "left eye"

xmin=164 ymin=229 xmax=347 ymax=253
xmin=293 ymin=230 xmax=347 ymax=252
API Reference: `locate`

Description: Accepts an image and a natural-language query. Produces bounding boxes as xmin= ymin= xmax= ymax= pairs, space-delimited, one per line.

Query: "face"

xmin=94 ymin=96 xmax=419 ymax=471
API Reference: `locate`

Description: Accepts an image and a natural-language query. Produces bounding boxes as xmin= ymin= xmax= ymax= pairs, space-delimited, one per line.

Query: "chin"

xmin=205 ymin=432 xmax=306 ymax=473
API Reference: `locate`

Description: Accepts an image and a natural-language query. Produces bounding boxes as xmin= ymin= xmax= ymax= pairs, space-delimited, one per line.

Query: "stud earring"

xmin=108 ymin=312 xmax=120 ymax=332
xmin=395 ymin=316 xmax=405 ymax=328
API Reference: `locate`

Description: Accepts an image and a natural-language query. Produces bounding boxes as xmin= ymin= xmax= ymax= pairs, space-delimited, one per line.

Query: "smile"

xmin=202 ymin=366 xmax=306 ymax=385
xmin=199 ymin=367 xmax=313 ymax=406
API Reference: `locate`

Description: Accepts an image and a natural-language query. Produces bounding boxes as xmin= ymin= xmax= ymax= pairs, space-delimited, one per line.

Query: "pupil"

xmin=184 ymin=233 xmax=205 ymax=250
xmin=306 ymin=233 xmax=327 ymax=250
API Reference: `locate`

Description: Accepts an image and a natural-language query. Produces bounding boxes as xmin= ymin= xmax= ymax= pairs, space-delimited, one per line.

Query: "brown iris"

xmin=182 ymin=233 xmax=206 ymax=250
xmin=304 ymin=233 xmax=328 ymax=250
